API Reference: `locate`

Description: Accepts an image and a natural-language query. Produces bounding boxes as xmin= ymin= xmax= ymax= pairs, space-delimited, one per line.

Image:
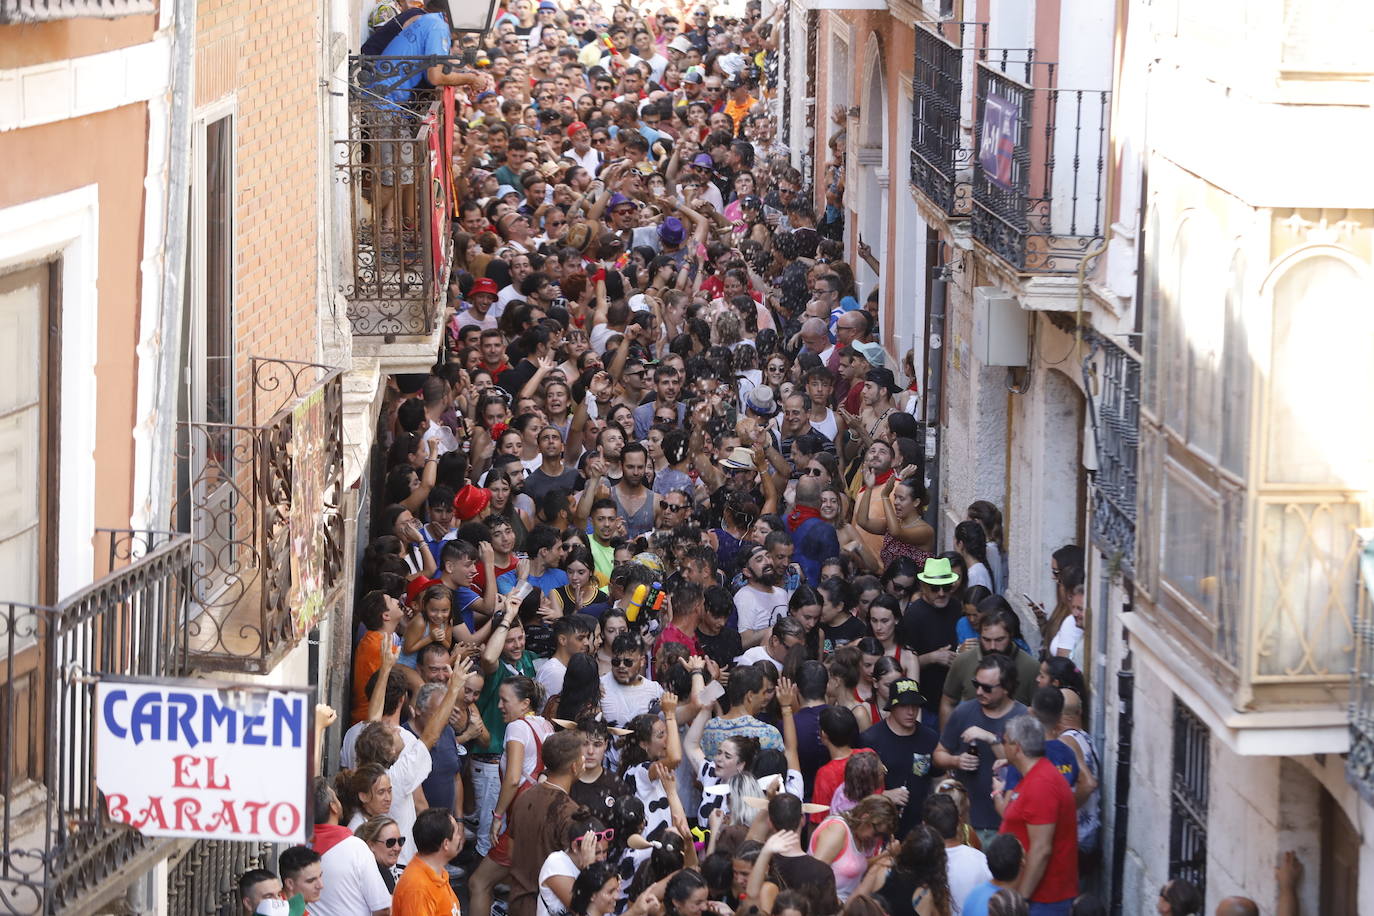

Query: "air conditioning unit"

xmin=972 ymin=286 xmax=1028 ymax=367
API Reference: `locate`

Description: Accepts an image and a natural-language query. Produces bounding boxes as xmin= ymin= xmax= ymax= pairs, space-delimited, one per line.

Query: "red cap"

xmin=567 ymin=120 xmax=589 ymax=138
xmin=471 ymin=277 xmax=499 ymax=297
xmin=406 ymin=575 xmax=440 ymax=605
xmin=453 ymin=484 xmax=493 ymax=521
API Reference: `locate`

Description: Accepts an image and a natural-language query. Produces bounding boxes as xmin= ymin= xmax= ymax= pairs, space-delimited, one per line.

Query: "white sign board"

xmin=95 ymin=679 xmax=312 ymax=843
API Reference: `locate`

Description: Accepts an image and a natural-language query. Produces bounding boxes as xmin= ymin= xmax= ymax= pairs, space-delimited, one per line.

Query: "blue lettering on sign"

xmin=103 ymin=689 xmax=129 ymax=738
xmin=102 ymin=689 xmax=305 ymax=748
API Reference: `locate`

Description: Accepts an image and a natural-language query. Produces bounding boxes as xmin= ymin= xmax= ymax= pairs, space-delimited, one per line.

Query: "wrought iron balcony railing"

xmin=1351 ymin=533 xmax=1374 ymax=803
xmin=0 ymin=531 xmax=190 ymax=915
xmin=1084 ymin=330 xmax=1141 ymax=578
xmin=178 ymin=358 xmax=345 ymax=674
xmin=337 ymin=55 xmax=456 ymax=341
xmin=909 ymin=21 xmax=983 ymax=216
xmin=970 ymin=58 xmax=1110 ymax=274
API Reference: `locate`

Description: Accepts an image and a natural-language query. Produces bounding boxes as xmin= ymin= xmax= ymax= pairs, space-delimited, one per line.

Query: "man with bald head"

xmin=1057 ymin=687 xmax=1102 ymax=862
xmin=788 ymin=476 xmax=839 ymax=587
xmin=1215 ymin=850 xmax=1302 ymax=916
xmin=1214 ymin=899 xmax=1259 ymax=916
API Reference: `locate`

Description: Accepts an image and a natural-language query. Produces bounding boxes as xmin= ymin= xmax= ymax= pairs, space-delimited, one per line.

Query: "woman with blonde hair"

xmin=934 ymin=776 xmax=981 ymax=850
xmin=354 ymin=814 xmax=403 ymax=892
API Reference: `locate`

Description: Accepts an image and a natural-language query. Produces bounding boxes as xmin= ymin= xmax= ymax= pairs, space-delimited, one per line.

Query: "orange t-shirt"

xmin=351 ymin=630 xmax=388 ymax=724
xmin=393 ymin=857 xmax=461 ymax=916
xmin=725 ymin=95 xmax=757 ymax=131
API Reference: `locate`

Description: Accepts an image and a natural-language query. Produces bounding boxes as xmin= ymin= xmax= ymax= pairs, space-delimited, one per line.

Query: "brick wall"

xmin=195 ymin=0 xmax=322 ymax=421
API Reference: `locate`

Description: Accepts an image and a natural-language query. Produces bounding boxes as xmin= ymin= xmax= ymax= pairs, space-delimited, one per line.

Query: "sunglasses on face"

xmin=376 ymin=836 xmax=404 ymax=848
xmin=972 ymin=679 xmax=1003 ymax=693
xmin=588 ymin=828 xmax=615 ymax=842
xmin=926 ymin=582 xmax=955 ymax=593
xmin=611 ymin=656 xmax=638 ymax=668
xmin=664 ymin=502 xmax=689 ymax=511
xmin=804 ymin=467 xmax=825 ymax=476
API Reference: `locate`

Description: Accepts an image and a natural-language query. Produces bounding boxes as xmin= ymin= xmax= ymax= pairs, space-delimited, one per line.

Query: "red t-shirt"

xmin=999 ymin=757 xmax=1079 ymax=903
xmin=810 ymin=749 xmax=876 ymax=823
xmin=655 ymin=623 xmax=700 ymax=657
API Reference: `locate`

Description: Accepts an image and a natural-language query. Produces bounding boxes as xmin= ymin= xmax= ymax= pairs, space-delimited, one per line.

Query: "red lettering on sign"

xmin=136 ymin=796 xmax=168 ymax=830
xmin=242 ymin=800 xmax=267 ymax=835
xmin=172 ymin=754 xmax=200 ymax=788
xmin=107 ymin=794 xmax=130 ymax=824
xmin=205 ymin=755 xmax=231 ymax=790
xmin=174 ymin=797 xmax=203 ymax=832
xmin=269 ymin=802 xmax=302 ymax=838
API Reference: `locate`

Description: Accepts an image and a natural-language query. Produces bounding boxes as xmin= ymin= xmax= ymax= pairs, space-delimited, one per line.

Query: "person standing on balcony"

xmin=372 ymin=0 xmax=490 ymax=244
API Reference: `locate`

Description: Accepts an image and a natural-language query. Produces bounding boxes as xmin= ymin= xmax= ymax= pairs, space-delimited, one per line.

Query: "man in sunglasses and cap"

xmin=897 ymin=557 xmax=966 ymax=720
xmin=860 ymin=679 xmax=942 ymax=835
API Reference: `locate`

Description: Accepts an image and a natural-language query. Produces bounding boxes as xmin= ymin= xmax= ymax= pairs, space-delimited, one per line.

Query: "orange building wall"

xmin=0 ymin=104 xmax=152 ymax=542
xmin=0 ymin=14 xmax=155 ymax=69
xmin=195 ymin=0 xmax=322 ymax=424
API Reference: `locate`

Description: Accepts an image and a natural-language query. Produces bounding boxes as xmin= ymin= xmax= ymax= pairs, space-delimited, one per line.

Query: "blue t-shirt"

xmin=452 ymin=585 xmax=481 ymax=632
xmin=496 ymin=567 xmax=569 ymax=595
xmin=960 ymin=881 xmax=1002 ymax=916
xmin=1000 ymin=738 xmax=1079 ymax=792
xmin=378 ymin=14 xmax=450 ymax=104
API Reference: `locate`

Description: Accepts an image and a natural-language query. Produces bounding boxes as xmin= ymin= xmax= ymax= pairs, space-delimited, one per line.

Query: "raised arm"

xmin=775 ymin=677 xmax=801 ymax=774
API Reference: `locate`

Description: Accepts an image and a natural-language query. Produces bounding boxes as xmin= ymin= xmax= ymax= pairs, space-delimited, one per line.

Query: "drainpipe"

xmin=923 ymin=254 xmax=946 ymax=538
xmin=147 ymin=0 xmax=197 ymax=530
xmin=1110 ymin=652 xmax=1134 ymax=916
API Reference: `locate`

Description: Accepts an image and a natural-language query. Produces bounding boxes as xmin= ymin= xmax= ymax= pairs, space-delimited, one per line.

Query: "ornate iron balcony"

xmin=337 ymin=55 xmax=456 ymax=341
xmin=910 ymin=21 xmax=979 ymax=216
xmin=970 ymin=59 xmax=1110 ymax=274
xmin=0 ymin=531 xmax=189 ymax=914
xmin=178 ymin=358 xmax=345 ymax=674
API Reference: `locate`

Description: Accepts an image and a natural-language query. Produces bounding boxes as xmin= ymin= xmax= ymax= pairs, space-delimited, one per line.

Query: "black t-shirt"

xmin=522 ymin=466 xmax=582 ymax=504
xmin=820 ymin=615 xmax=870 ymax=654
xmin=498 ymin=357 xmax=540 ymax=396
xmin=771 ymin=854 xmax=838 ymax=916
xmin=875 ymin=869 xmax=920 ymax=916
xmin=571 ymin=768 xmax=629 ymax=817
xmin=792 ymin=704 xmax=829 ymax=796
xmin=860 ymin=719 xmax=941 ymax=835
xmin=696 ymin=625 xmax=743 ymax=672
xmin=897 ymin=599 xmax=963 ymax=716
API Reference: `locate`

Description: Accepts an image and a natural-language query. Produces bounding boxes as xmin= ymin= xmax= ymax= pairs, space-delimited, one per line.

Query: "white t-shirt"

xmin=733 ymin=644 xmax=780 ymax=671
xmin=946 ymin=843 xmax=992 ymax=916
xmin=536 ymin=655 xmax=569 ymax=699
xmin=1050 ymin=617 xmax=1083 ymax=661
xmin=538 ymin=850 xmax=581 ymax=916
xmin=311 ymin=834 xmax=394 ymax=916
xmin=503 ymin=716 xmax=556 ymax=782
xmin=388 ymin=726 xmax=433 ymax=865
xmin=599 ymin=672 xmax=663 ymax=726
xmin=966 ymin=561 xmax=995 ymax=593
xmin=734 ymin=585 xmax=789 ymax=633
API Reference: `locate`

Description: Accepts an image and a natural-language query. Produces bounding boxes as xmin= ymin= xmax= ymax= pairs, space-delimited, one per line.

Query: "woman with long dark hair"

xmin=953 ymin=520 xmax=995 ymax=593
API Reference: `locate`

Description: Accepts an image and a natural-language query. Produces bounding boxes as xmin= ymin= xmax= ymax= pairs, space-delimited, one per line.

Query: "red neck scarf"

xmin=311 ymin=823 xmax=354 ymax=856
xmin=787 ymin=504 xmax=823 ymax=532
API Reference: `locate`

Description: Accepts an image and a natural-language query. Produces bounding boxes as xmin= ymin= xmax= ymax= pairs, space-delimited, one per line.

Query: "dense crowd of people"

xmin=231 ymin=0 xmax=1293 ymax=914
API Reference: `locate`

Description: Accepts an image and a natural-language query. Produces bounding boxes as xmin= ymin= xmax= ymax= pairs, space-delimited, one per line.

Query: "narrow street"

xmin=0 ymin=0 xmax=1370 ymax=914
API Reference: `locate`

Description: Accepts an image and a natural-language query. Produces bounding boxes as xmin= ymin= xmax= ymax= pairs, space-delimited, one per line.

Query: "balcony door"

xmin=178 ymin=110 xmax=238 ymax=617
xmin=0 ymin=260 xmax=59 ymax=791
